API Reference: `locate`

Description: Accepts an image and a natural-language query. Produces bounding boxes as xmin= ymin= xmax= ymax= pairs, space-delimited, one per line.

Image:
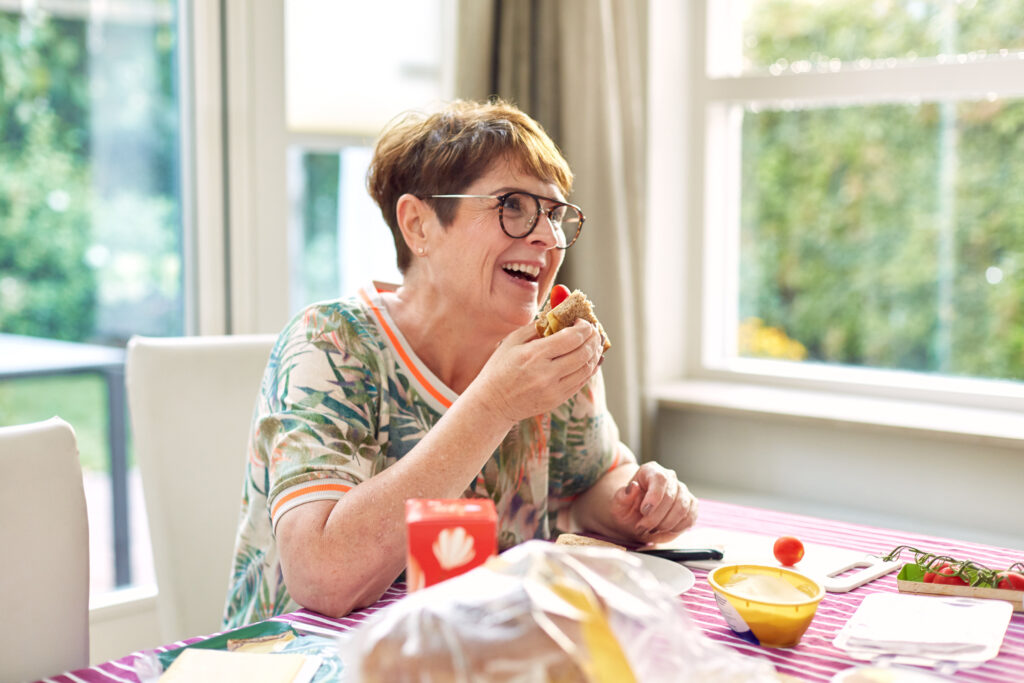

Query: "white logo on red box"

xmin=433 ymin=526 xmax=476 ymax=569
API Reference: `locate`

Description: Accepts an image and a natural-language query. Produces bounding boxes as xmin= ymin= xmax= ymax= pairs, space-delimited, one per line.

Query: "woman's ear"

xmin=395 ymin=193 xmax=431 ymax=256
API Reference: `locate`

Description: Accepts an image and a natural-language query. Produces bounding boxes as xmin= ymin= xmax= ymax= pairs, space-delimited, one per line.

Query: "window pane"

xmin=0 ymin=1 xmax=185 ymax=595
xmin=738 ymin=97 xmax=1024 ymax=381
xmin=289 ymin=146 xmax=402 ymax=311
xmin=286 ymin=0 xmax=447 ymax=134
xmin=294 ymin=151 xmax=341 ymax=304
xmin=738 ymin=0 xmax=1024 ymax=75
xmin=285 ymin=0 xmax=447 ymax=310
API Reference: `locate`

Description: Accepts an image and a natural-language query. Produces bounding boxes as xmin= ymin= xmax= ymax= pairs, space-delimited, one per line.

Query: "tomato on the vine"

xmin=884 ymin=545 xmax=1024 ymax=590
xmin=933 ymin=564 xmax=969 ymax=586
xmin=773 ymin=536 xmax=805 ymax=566
xmin=996 ymin=571 xmax=1024 ymax=591
xmin=923 ymin=561 xmax=949 ymax=583
xmin=550 ymin=284 xmax=571 ymax=308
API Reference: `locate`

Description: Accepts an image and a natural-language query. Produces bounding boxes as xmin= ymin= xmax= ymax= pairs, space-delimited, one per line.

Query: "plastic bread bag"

xmin=339 ymin=539 xmax=779 ymax=682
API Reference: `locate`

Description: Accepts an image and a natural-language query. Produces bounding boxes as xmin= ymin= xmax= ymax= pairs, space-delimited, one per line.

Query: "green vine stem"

xmin=881 ymin=545 xmax=1014 ymax=588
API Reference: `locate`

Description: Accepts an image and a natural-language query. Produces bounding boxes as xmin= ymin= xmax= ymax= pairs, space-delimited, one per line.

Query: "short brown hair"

xmin=367 ymin=99 xmax=573 ymax=273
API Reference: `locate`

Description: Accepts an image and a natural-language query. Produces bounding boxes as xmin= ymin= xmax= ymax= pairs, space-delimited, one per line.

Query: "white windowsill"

xmin=89 ymin=583 xmax=158 ymax=620
xmin=651 ymin=380 xmax=1024 ymax=449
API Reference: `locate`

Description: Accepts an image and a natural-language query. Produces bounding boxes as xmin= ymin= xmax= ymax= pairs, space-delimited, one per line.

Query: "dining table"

xmin=41 ymin=499 xmax=1024 ymax=682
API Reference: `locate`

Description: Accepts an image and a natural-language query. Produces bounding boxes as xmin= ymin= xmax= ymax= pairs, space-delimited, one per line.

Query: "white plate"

xmin=630 ymin=552 xmax=696 ymax=595
xmin=831 ymin=666 xmax=952 ymax=682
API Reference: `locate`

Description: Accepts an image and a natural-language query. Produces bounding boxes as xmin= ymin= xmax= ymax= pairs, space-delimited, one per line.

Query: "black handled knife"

xmin=634 ymin=548 xmax=724 ymax=562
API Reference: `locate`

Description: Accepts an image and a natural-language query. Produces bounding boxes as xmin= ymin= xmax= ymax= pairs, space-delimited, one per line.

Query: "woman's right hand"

xmin=469 ymin=319 xmax=604 ymax=425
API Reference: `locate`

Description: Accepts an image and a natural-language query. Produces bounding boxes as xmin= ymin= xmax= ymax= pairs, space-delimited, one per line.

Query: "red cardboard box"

xmin=405 ymin=498 xmax=498 ymax=591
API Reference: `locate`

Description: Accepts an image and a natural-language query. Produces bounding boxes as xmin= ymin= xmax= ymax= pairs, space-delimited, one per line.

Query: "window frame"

xmin=219 ymin=0 xmax=456 ymax=334
xmin=648 ymin=1 xmax=1024 ymax=418
xmin=186 ymin=0 xmax=229 ymax=336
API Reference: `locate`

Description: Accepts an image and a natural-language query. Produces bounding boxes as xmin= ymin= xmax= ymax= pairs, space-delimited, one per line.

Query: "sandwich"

xmin=536 ymin=287 xmax=611 ymax=353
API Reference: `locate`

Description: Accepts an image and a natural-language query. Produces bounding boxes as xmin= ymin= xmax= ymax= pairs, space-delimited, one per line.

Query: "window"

xmin=288 ymin=145 xmax=403 ymax=308
xmin=284 ymin=0 xmax=450 ymax=313
xmin=0 ymin=0 xmax=187 ymax=595
xmin=697 ymin=0 xmax=1024 ymax=401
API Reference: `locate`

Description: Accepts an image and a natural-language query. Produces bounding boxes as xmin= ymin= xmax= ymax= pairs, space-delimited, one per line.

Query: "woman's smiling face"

xmin=428 ymin=159 xmax=567 ymax=333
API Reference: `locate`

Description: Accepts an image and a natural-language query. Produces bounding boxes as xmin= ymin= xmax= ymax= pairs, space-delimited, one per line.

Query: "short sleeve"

xmin=256 ymin=303 xmax=389 ymax=530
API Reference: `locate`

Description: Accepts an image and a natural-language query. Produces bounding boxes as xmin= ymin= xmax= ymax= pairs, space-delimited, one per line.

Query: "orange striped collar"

xmin=358 ymin=283 xmax=458 ymax=412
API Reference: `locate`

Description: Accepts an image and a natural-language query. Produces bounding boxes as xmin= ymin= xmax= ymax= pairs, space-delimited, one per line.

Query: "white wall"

xmin=88 ymin=588 xmax=161 ymax=665
xmin=655 ymin=407 xmax=1024 ymax=550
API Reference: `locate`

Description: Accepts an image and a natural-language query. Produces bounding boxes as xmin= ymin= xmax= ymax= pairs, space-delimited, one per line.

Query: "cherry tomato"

xmin=923 ymin=561 xmax=949 ymax=583
xmin=773 ymin=536 xmax=804 ymax=566
xmin=933 ymin=564 xmax=969 ymax=586
xmin=996 ymin=571 xmax=1024 ymax=591
xmin=550 ymin=284 xmax=571 ymax=308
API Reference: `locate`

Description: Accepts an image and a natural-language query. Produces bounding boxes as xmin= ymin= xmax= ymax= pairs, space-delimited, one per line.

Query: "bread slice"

xmin=554 ymin=533 xmax=625 ymax=551
xmin=535 ymin=289 xmax=611 ymax=352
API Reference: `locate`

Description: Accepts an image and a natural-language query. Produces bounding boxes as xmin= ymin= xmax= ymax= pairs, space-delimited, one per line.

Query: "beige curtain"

xmin=456 ymin=0 xmax=649 ymax=454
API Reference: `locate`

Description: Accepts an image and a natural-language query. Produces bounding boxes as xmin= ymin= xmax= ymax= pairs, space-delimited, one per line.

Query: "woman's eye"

xmin=503 ymin=195 xmax=526 ymax=213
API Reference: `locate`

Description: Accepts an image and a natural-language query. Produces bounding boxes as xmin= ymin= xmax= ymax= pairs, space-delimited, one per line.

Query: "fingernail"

xmin=641 ymin=503 xmax=653 ymax=515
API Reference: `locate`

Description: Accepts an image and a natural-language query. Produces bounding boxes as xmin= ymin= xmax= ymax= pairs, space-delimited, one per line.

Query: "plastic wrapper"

xmin=340 ymin=539 xmax=780 ymax=682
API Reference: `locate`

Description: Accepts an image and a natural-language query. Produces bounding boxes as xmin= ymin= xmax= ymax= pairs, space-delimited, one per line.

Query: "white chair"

xmin=125 ymin=334 xmax=276 ymax=644
xmin=0 ymin=417 xmax=89 ymax=681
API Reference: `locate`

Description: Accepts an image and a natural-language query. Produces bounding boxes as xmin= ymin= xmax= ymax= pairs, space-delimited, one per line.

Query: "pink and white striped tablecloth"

xmin=42 ymin=499 xmax=1024 ymax=682
xmin=676 ymin=500 xmax=1024 ymax=682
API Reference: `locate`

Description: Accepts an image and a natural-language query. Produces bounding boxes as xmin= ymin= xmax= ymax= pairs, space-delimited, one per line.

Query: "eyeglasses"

xmin=430 ymin=191 xmax=585 ymax=249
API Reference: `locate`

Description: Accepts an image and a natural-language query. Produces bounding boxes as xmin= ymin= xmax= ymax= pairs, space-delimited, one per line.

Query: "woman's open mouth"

xmin=502 ymin=262 xmax=540 ymax=283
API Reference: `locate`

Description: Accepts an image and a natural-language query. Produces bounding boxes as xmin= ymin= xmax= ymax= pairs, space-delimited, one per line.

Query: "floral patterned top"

xmin=223 ymin=282 xmax=633 ymax=627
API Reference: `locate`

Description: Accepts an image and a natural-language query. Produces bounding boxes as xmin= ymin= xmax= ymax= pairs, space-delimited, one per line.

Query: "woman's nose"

xmin=529 ymin=212 xmax=564 ymax=249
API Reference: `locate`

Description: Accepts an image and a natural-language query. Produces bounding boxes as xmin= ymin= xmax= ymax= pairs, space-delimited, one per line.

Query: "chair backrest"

xmin=0 ymin=417 xmax=89 ymax=681
xmin=126 ymin=334 xmax=276 ymax=643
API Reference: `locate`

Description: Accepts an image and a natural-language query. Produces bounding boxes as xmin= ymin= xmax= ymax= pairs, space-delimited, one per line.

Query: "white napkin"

xmin=833 ymin=593 xmax=1012 ymax=664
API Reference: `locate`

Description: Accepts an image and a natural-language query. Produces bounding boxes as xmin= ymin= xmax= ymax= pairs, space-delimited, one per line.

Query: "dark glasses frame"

xmin=430 ymin=191 xmax=585 ymax=249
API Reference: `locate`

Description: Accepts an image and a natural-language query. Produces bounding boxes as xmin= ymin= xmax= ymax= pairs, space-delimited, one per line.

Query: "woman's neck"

xmin=380 ymin=284 xmax=507 ymax=395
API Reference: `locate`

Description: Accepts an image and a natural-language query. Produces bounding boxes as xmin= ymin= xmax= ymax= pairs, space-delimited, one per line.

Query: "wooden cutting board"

xmin=663 ymin=528 xmax=900 ymax=592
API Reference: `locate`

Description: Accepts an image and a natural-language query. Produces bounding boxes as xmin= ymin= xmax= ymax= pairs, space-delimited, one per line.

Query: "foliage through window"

xmin=0 ymin=0 xmax=184 ymax=595
xmin=712 ymin=0 xmax=1024 ymax=384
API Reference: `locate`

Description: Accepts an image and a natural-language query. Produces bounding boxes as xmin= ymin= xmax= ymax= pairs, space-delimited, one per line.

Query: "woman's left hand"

xmin=608 ymin=463 xmax=698 ymax=544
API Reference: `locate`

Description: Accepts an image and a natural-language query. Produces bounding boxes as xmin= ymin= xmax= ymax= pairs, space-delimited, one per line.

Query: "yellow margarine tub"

xmin=708 ymin=564 xmax=824 ymax=648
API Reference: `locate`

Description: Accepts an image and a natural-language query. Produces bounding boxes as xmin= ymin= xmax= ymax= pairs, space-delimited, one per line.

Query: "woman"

xmin=224 ymin=99 xmax=698 ymax=627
